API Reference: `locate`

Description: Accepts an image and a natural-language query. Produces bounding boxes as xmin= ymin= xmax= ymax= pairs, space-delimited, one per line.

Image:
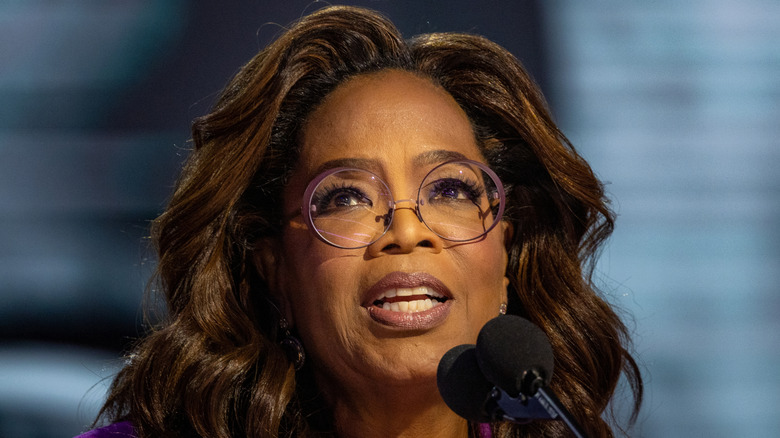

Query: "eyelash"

xmin=313 ymin=183 xmax=373 ymax=211
xmin=428 ymin=177 xmax=484 ymax=202
xmin=311 ymin=174 xmax=485 ymax=214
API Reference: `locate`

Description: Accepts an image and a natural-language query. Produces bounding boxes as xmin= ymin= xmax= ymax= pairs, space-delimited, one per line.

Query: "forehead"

xmin=296 ymin=70 xmax=482 ymax=178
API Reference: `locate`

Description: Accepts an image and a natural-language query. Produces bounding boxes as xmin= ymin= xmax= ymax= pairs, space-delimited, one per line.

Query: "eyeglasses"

xmin=300 ymin=159 xmax=505 ymax=249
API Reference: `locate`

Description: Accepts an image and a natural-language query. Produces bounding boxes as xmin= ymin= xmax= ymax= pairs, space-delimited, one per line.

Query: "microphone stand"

xmin=535 ymin=386 xmax=588 ymax=438
xmin=486 ymin=369 xmax=589 ymax=438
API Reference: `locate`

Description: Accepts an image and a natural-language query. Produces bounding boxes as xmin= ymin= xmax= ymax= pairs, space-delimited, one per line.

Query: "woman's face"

xmin=265 ymin=70 xmax=509 ymax=398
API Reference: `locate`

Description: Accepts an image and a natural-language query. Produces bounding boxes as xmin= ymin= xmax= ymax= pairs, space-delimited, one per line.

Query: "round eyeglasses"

xmin=301 ymin=159 xmax=506 ymax=249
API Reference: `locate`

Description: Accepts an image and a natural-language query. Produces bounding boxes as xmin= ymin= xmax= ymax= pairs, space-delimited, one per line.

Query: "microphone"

xmin=436 ymin=344 xmax=494 ymax=422
xmin=437 ymin=343 xmax=555 ymax=423
xmin=475 ymin=315 xmax=554 ymax=398
xmin=437 ymin=315 xmax=589 ymax=438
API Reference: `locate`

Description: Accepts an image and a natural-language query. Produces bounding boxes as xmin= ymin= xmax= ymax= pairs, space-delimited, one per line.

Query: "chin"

xmin=372 ymin=343 xmax=450 ymax=382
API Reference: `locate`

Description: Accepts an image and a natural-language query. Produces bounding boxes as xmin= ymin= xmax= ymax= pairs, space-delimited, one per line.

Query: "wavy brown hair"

xmin=97 ymin=5 xmax=641 ymax=438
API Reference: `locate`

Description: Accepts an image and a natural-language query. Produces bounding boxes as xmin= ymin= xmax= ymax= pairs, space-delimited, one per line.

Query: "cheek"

xmin=458 ymin=234 xmax=509 ymax=307
xmin=468 ymin=233 xmax=507 ymax=276
xmin=279 ymin=232 xmax=360 ymax=324
xmin=280 ymin=250 xmax=369 ymax=369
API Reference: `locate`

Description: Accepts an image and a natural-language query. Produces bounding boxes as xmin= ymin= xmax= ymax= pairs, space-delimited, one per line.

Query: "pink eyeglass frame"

xmin=300 ymin=159 xmax=507 ymax=249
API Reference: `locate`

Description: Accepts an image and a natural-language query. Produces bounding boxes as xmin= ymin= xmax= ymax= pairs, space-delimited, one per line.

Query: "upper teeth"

xmin=382 ymin=299 xmax=438 ymax=313
xmin=375 ymin=286 xmax=444 ymax=301
xmin=374 ymin=286 xmax=446 ymax=313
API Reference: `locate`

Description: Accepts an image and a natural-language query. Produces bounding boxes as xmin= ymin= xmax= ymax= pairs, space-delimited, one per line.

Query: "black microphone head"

xmin=475 ymin=315 xmax=554 ymax=397
xmin=436 ymin=344 xmax=495 ymax=422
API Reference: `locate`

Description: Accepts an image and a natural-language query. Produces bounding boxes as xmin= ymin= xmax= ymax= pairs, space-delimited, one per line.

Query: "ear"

xmin=253 ymin=238 xmax=294 ymax=325
xmin=501 ymin=220 xmax=514 ymax=247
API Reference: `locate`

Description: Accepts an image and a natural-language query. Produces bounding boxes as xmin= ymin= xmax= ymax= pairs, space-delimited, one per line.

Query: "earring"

xmin=279 ymin=318 xmax=305 ymax=370
xmin=499 ymin=303 xmax=507 ymax=315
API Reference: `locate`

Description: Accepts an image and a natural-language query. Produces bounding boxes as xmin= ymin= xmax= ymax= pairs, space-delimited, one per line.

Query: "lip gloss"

xmin=366 ymin=300 xmax=452 ymax=329
xmin=362 ymin=271 xmax=453 ymax=329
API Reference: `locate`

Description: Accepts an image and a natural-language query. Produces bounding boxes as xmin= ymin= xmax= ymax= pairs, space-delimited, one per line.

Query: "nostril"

xmin=382 ymin=243 xmax=400 ymax=252
xmin=418 ymin=240 xmax=434 ymax=248
xmin=382 ymin=238 xmax=433 ymax=252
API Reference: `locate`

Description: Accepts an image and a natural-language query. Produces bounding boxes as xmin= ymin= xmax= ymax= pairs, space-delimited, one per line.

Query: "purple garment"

xmin=74 ymin=421 xmax=136 ymax=438
xmin=479 ymin=423 xmax=493 ymax=438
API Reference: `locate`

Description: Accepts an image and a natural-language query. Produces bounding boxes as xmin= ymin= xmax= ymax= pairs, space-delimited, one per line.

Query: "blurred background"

xmin=1 ymin=1 xmax=777 ymax=437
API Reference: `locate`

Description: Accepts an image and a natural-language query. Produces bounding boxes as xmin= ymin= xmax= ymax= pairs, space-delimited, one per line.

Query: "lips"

xmin=362 ymin=272 xmax=453 ymax=329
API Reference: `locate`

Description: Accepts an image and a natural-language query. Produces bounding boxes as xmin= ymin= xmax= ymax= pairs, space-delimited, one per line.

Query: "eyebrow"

xmin=412 ymin=149 xmax=469 ymax=166
xmin=310 ymin=157 xmax=380 ymax=177
xmin=311 ymin=149 xmax=471 ymax=177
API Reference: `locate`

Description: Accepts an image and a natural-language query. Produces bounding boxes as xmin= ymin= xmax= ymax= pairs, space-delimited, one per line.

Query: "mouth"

xmin=371 ymin=286 xmax=448 ymax=313
xmin=362 ymin=272 xmax=453 ymax=329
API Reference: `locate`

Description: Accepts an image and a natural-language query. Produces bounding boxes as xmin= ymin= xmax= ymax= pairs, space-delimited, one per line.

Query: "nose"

xmin=367 ymin=201 xmax=443 ymax=255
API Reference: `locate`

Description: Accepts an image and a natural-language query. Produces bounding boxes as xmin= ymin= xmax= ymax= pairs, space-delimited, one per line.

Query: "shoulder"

xmin=74 ymin=421 xmax=136 ymax=438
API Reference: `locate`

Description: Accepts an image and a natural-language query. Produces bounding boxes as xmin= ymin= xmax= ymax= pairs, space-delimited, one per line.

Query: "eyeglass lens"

xmin=305 ymin=160 xmax=503 ymax=249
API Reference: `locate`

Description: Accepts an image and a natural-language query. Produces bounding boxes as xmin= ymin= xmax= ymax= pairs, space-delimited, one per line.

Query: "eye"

xmin=313 ymin=184 xmax=373 ymax=214
xmin=428 ymin=177 xmax=483 ymax=203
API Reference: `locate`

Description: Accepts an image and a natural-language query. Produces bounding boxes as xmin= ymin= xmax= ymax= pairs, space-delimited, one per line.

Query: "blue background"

xmin=1 ymin=1 xmax=777 ymax=436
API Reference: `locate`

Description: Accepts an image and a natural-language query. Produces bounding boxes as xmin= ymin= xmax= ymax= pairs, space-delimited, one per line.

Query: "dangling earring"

xmin=279 ymin=317 xmax=305 ymax=370
xmin=499 ymin=303 xmax=507 ymax=315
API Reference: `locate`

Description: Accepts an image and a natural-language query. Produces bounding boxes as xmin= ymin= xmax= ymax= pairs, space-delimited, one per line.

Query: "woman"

xmin=83 ymin=5 xmax=641 ymax=438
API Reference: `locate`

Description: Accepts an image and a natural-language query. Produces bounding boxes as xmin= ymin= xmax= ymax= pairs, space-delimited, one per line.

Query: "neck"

xmin=327 ymin=379 xmax=470 ymax=438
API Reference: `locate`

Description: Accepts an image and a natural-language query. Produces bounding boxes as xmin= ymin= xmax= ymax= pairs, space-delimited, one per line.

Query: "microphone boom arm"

xmin=489 ymin=384 xmax=589 ymax=438
xmin=535 ymin=386 xmax=588 ymax=438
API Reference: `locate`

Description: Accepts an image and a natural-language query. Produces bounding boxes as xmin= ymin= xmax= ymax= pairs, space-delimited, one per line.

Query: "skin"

xmin=259 ymin=70 xmax=511 ymax=438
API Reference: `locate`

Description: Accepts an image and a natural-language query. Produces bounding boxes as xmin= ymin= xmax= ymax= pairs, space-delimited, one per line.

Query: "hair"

xmin=97 ymin=5 xmax=642 ymax=438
